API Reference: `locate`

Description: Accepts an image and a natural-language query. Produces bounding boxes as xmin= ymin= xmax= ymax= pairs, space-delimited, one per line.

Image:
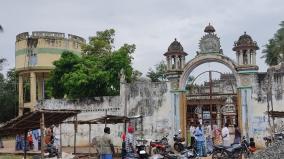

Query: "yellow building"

xmin=16 ymin=31 xmax=85 ymax=115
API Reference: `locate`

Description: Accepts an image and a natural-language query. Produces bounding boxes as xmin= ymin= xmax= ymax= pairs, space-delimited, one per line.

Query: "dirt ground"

xmin=0 ymin=138 xmax=212 ymax=159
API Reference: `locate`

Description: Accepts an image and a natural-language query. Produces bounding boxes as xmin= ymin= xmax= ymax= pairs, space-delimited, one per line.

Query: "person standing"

xmin=204 ymin=122 xmax=213 ymax=154
xmin=233 ymin=124 xmax=241 ymax=144
xmin=194 ymin=122 xmax=206 ymax=157
xmin=121 ymin=132 xmax=126 ymax=159
xmin=189 ymin=122 xmax=196 ymax=147
xmin=32 ymin=129 xmax=40 ymax=151
xmin=125 ymin=126 xmax=137 ymax=159
xmin=16 ymin=134 xmax=22 ymax=150
xmin=53 ymin=125 xmax=60 ymax=150
xmin=213 ymin=125 xmax=222 ymax=145
xmin=99 ymin=127 xmax=115 ymax=159
xmin=221 ymin=123 xmax=230 ymax=146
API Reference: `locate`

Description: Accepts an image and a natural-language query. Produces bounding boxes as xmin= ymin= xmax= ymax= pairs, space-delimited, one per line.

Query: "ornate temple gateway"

xmin=164 ymin=24 xmax=260 ymax=140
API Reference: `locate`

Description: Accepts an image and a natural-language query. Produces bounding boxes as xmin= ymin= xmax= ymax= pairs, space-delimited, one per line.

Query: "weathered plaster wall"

xmin=124 ymin=81 xmax=173 ymax=142
xmin=251 ymin=63 xmax=284 ymax=147
xmin=38 ymin=81 xmax=172 ymax=146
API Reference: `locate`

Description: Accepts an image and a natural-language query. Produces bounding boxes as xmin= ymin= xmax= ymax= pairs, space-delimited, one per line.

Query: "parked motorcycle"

xmin=263 ymin=136 xmax=273 ymax=147
xmin=45 ymin=143 xmax=59 ymax=158
xmin=211 ymin=136 xmax=254 ymax=159
xmin=150 ymin=135 xmax=171 ymax=155
xmin=173 ymin=133 xmax=185 ymax=152
xmin=160 ymin=148 xmax=198 ymax=159
xmin=136 ymin=139 xmax=149 ymax=159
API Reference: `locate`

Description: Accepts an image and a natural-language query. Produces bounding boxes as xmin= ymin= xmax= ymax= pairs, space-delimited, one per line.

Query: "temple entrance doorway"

xmin=184 ymin=65 xmax=239 ymax=130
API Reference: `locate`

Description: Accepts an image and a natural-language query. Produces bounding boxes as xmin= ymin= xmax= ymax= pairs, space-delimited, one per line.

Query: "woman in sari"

xmin=213 ymin=125 xmax=222 ymax=145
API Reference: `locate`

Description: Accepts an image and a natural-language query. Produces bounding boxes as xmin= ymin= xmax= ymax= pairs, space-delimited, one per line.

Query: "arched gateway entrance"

xmin=178 ymin=54 xmax=241 ymax=137
xmin=164 ymin=24 xmax=259 ymax=140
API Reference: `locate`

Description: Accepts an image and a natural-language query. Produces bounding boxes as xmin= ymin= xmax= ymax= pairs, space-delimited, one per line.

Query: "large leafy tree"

xmin=262 ymin=21 xmax=284 ymax=66
xmin=47 ymin=51 xmax=80 ymax=98
xmin=48 ymin=29 xmax=136 ymax=99
xmin=0 ymin=69 xmax=18 ymax=123
xmin=147 ymin=60 xmax=167 ymax=82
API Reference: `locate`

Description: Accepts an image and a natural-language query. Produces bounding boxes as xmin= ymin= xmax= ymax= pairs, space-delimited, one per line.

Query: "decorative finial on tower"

xmin=244 ymin=31 xmax=246 ymax=35
xmin=204 ymin=23 xmax=215 ymax=33
xmin=174 ymin=38 xmax=177 ymax=41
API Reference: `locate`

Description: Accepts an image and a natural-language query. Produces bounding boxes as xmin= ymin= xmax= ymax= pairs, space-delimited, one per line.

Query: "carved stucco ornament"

xmin=199 ymin=34 xmax=221 ymax=54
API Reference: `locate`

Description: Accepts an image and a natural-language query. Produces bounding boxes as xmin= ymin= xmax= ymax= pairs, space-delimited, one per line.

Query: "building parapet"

xmin=16 ymin=31 xmax=85 ymax=43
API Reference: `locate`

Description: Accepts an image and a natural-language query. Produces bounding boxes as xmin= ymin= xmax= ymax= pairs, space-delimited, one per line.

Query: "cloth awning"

xmin=0 ymin=109 xmax=80 ymax=135
xmin=63 ymin=115 xmax=142 ymax=125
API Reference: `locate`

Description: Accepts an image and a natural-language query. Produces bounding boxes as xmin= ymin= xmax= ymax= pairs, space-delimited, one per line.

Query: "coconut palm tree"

xmin=262 ymin=21 xmax=284 ymax=66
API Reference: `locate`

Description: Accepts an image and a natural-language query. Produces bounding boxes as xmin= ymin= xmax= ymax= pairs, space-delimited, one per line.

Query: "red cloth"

xmin=121 ymin=132 xmax=126 ymax=141
xmin=128 ymin=126 xmax=134 ymax=133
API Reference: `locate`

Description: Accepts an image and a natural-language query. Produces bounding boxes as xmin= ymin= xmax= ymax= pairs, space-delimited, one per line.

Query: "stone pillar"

xmin=37 ymin=78 xmax=43 ymax=101
xmin=247 ymin=52 xmax=251 ymax=65
xmin=18 ymin=75 xmax=24 ymax=115
xmin=30 ymin=72 xmax=37 ymax=111
xmin=175 ymin=55 xmax=178 ymax=70
xmin=253 ymin=51 xmax=256 ymax=65
xmin=167 ymin=56 xmax=171 ymax=70
xmin=182 ymin=56 xmax=185 ymax=68
xmin=239 ymin=50 xmax=243 ymax=65
xmin=237 ymin=53 xmax=239 ymax=64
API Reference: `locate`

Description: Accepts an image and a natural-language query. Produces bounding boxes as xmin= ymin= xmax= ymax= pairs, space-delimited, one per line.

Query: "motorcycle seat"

xmin=214 ymin=144 xmax=231 ymax=149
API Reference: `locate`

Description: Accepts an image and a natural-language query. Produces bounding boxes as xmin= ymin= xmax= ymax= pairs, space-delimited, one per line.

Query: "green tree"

xmin=47 ymin=51 xmax=81 ymax=98
xmin=81 ymin=29 xmax=115 ymax=56
xmin=48 ymin=29 xmax=136 ymax=99
xmin=262 ymin=21 xmax=284 ymax=66
xmin=0 ymin=69 xmax=18 ymax=123
xmin=147 ymin=60 xmax=167 ymax=82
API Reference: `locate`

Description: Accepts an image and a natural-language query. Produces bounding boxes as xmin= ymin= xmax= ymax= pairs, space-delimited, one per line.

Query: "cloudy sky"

xmin=0 ymin=0 xmax=284 ymax=79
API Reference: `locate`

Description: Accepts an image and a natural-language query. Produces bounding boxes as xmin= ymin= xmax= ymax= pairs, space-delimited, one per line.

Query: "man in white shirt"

xmin=221 ymin=123 xmax=230 ymax=147
xmin=189 ymin=123 xmax=196 ymax=147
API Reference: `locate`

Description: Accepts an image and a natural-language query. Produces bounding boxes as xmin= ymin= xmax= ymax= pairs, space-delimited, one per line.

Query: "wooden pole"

xmin=24 ymin=130 xmax=27 ymax=159
xmin=40 ymin=112 xmax=45 ymax=159
xmin=89 ymin=124 xmax=91 ymax=157
xmin=60 ymin=124 xmax=62 ymax=158
xmin=74 ymin=115 xmax=77 ymax=155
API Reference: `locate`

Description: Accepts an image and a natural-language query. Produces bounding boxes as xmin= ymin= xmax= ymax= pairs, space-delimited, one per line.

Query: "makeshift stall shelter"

xmin=268 ymin=111 xmax=284 ymax=118
xmin=64 ymin=114 xmax=143 ymax=157
xmin=0 ymin=109 xmax=80 ymax=159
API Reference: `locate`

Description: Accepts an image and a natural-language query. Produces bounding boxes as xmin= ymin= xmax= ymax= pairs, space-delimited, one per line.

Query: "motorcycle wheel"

xmin=153 ymin=148 xmax=161 ymax=154
xmin=244 ymin=151 xmax=252 ymax=159
xmin=174 ymin=143 xmax=181 ymax=152
xmin=211 ymin=149 xmax=224 ymax=159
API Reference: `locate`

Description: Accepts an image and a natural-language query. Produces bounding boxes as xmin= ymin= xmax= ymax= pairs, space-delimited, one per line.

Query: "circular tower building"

xmin=15 ymin=31 xmax=85 ymax=115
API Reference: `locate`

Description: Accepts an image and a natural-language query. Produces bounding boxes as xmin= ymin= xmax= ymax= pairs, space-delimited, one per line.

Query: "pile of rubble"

xmin=250 ymin=140 xmax=284 ymax=159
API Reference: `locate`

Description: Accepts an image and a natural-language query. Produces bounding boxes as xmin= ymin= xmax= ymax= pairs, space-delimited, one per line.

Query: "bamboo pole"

xmin=89 ymin=124 xmax=91 ymax=157
xmin=40 ymin=112 xmax=45 ymax=159
xmin=74 ymin=115 xmax=77 ymax=155
xmin=60 ymin=124 xmax=62 ymax=158
xmin=24 ymin=131 xmax=27 ymax=159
